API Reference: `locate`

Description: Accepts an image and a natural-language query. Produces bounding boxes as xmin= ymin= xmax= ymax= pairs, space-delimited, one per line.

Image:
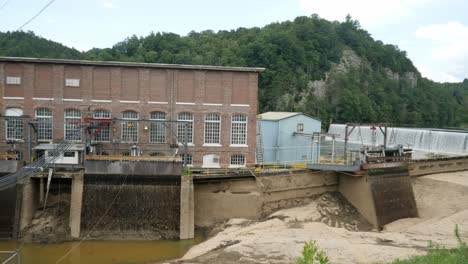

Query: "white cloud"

xmin=102 ymin=2 xmax=116 ymax=9
xmin=298 ymin=0 xmax=432 ymax=28
xmin=414 ymin=22 xmax=468 ymax=82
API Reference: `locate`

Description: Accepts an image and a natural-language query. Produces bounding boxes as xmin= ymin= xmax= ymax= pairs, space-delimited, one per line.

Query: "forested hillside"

xmin=1 ymin=15 xmax=467 ymax=128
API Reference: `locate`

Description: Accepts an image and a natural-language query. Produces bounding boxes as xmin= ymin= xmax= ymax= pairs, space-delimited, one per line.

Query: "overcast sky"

xmin=0 ymin=0 xmax=467 ymax=83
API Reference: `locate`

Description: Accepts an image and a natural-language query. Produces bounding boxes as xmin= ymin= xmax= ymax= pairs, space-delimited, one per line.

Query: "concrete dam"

xmin=3 ymin=150 xmax=468 ymax=246
xmin=329 ymin=123 xmax=468 ymax=156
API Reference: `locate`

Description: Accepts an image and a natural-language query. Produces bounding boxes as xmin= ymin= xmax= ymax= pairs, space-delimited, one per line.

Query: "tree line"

xmin=1 ymin=15 xmax=467 ymax=128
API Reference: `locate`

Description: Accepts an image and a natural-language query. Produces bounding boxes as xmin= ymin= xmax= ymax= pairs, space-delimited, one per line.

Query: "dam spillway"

xmin=328 ymin=124 xmax=468 ymax=156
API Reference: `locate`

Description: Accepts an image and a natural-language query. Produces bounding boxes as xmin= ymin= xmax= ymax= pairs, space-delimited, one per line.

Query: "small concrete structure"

xmin=257 ymin=112 xmax=321 ymax=164
xmin=339 ymin=162 xmax=418 ymax=229
xmin=33 ymin=144 xmax=85 ymax=165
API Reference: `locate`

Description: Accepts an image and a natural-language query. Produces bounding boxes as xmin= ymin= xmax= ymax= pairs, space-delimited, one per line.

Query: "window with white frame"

xmin=6 ymin=76 xmax=21 ymax=85
xmin=230 ymin=154 xmax=246 ymax=167
xmin=64 ymin=109 xmax=82 ymax=141
xmin=5 ymin=108 xmax=24 ymax=141
xmin=121 ymin=110 xmax=138 ymax=143
xmin=150 ymin=111 xmax=166 ymax=143
xmin=36 ymin=108 xmax=53 ymax=141
xmin=177 ymin=112 xmax=193 ymax=144
xmin=231 ymin=114 xmax=247 ymax=145
xmin=204 ymin=113 xmax=221 ymax=145
xmin=65 ymin=78 xmax=80 ymax=87
xmin=93 ymin=110 xmax=111 ymax=142
xmin=181 ymin=153 xmax=193 ymax=165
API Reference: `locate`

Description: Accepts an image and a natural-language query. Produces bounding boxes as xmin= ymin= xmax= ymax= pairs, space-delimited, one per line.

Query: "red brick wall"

xmin=0 ymin=61 xmax=259 ymax=167
xmin=64 ymin=66 xmax=82 ymax=99
xmin=92 ymin=67 xmax=111 ymax=100
xmin=4 ymin=64 xmax=24 ymax=98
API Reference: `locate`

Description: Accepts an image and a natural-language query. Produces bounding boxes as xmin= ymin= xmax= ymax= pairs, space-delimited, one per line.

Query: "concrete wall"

xmin=410 ymin=156 xmax=468 ymax=176
xmin=194 ymin=170 xmax=338 ymax=227
xmin=85 ymin=160 xmax=182 ymax=176
xmin=338 ymin=174 xmax=378 ymax=227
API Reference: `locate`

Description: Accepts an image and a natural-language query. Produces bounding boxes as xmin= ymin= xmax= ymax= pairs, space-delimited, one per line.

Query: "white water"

xmin=328 ymin=124 xmax=468 ymax=155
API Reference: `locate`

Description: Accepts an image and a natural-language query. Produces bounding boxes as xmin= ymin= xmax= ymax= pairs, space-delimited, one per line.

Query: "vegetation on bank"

xmin=392 ymin=225 xmax=468 ymax=264
xmin=296 ymin=241 xmax=329 ymax=264
xmin=2 ymin=15 xmax=468 ymax=128
xmin=296 ymin=226 xmax=468 ymax=264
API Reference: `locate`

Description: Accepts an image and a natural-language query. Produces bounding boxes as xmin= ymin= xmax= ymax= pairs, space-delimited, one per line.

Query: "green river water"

xmin=0 ymin=232 xmax=205 ymax=264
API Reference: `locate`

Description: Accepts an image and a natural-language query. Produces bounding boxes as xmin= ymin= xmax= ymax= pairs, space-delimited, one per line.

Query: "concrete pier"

xmin=180 ymin=175 xmax=194 ymax=239
xmin=19 ymin=177 xmax=37 ymax=231
xmin=70 ymin=173 xmax=84 ymax=238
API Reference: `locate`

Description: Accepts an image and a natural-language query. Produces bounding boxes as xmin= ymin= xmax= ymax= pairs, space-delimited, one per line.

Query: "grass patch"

xmin=392 ymin=225 xmax=468 ymax=264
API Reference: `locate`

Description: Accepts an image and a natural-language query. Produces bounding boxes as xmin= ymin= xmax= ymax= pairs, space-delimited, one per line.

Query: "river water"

xmin=0 ymin=232 xmax=205 ymax=264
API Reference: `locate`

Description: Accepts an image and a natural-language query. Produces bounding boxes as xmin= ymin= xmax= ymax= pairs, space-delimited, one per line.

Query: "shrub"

xmin=296 ymin=241 xmax=329 ymax=264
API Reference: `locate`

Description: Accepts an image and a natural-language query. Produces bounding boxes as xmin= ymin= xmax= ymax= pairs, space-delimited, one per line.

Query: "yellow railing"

xmin=85 ymin=155 xmax=182 ymax=162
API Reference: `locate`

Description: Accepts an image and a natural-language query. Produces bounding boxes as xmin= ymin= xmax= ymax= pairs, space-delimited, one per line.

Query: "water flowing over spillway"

xmin=328 ymin=124 xmax=468 ymax=155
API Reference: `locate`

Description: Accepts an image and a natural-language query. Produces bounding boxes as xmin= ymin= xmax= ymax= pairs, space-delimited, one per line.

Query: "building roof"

xmin=257 ymin=111 xmax=321 ymax=122
xmin=257 ymin=112 xmax=301 ymax=121
xmin=33 ymin=143 xmax=85 ymax=151
xmin=0 ymin=57 xmax=265 ymax=73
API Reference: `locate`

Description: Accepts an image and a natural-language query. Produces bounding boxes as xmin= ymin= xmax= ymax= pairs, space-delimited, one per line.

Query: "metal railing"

xmin=0 ymin=251 xmax=20 ymax=264
xmin=0 ymin=125 xmax=86 ymax=191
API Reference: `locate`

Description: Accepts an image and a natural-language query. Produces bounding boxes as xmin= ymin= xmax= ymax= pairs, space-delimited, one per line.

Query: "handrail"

xmin=85 ymin=155 xmax=182 ymax=162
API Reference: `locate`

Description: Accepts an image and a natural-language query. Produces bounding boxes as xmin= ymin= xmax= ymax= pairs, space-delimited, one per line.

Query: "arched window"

xmin=121 ymin=111 xmax=138 ymax=143
xmin=64 ymin=109 xmax=82 ymax=141
xmin=231 ymin=114 xmax=247 ymax=145
xmin=204 ymin=113 xmax=221 ymax=145
xmin=36 ymin=108 xmax=53 ymax=141
xmin=177 ymin=112 xmax=193 ymax=144
xmin=5 ymin=108 xmax=24 ymax=141
xmin=230 ymin=154 xmax=246 ymax=168
xmin=150 ymin=111 xmax=166 ymax=143
xmin=92 ymin=110 xmax=111 ymax=142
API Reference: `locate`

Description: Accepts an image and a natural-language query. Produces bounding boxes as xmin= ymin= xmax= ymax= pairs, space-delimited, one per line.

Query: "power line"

xmin=17 ymin=0 xmax=57 ymax=31
xmin=0 ymin=0 xmax=10 ymax=11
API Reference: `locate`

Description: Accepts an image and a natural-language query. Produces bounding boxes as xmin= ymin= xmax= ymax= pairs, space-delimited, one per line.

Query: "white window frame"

xmin=204 ymin=113 xmax=221 ymax=146
xmin=177 ymin=112 xmax=194 ymax=145
xmin=92 ymin=110 xmax=111 ymax=142
xmin=121 ymin=111 xmax=139 ymax=143
xmin=65 ymin=78 xmax=80 ymax=87
xmin=64 ymin=109 xmax=82 ymax=141
xmin=35 ymin=108 xmax=53 ymax=142
xmin=149 ymin=111 xmax=166 ymax=143
xmin=6 ymin=76 xmax=21 ymax=85
xmin=229 ymin=154 xmax=246 ymax=168
xmin=230 ymin=114 xmax=248 ymax=146
xmin=5 ymin=108 xmax=24 ymax=141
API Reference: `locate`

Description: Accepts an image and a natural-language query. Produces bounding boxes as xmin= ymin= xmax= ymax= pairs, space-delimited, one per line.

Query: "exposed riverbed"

xmin=174 ymin=172 xmax=468 ymax=263
xmin=0 ymin=231 xmax=205 ymax=264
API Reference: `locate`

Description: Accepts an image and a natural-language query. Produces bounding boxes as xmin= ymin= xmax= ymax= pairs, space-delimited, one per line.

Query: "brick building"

xmin=0 ymin=57 xmax=264 ymax=168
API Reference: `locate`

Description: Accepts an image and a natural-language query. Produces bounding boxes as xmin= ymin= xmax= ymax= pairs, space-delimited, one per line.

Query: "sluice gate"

xmin=0 ymin=160 xmax=20 ymax=239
